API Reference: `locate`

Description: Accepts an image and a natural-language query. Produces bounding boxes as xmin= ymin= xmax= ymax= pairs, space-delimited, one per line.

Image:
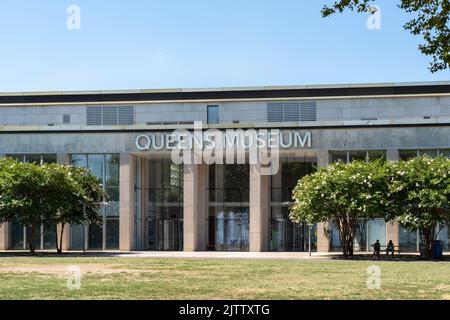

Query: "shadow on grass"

xmin=328 ymin=254 xmax=450 ymax=262
xmin=0 ymin=251 xmax=135 ymax=258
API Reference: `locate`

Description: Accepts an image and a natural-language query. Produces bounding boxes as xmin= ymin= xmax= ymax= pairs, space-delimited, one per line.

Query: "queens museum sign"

xmin=135 ymin=128 xmax=312 ymax=152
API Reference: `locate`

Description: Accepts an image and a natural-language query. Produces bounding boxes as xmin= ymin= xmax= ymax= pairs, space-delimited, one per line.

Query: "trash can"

xmin=432 ymin=240 xmax=443 ymax=259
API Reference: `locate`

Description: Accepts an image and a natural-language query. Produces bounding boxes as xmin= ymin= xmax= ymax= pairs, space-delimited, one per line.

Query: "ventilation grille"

xmin=267 ymin=102 xmax=316 ymax=122
xmin=86 ymin=106 xmax=134 ymax=126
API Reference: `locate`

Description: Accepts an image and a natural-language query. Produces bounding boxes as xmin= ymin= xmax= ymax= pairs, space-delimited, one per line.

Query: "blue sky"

xmin=0 ymin=0 xmax=449 ymax=92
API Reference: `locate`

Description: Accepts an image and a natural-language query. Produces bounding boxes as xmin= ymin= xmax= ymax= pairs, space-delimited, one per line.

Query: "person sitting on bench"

xmin=373 ymin=239 xmax=381 ymax=258
xmin=386 ymin=240 xmax=395 ymax=256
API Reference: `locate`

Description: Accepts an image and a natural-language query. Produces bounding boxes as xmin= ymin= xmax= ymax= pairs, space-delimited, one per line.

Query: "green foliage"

xmin=0 ymin=158 xmax=107 ymax=253
xmin=291 ymin=155 xmax=450 ymax=258
xmin=291 ymin=160 xmax=390 ymax=256
xmin=322 ymin=0 xmax=450 ymax=73
xmin=388 ymin=156 xmax=450 ymax=256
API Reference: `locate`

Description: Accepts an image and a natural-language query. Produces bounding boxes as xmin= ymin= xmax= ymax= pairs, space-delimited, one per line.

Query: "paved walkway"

xmin=116 ymin=251 xmax=330 ymax=259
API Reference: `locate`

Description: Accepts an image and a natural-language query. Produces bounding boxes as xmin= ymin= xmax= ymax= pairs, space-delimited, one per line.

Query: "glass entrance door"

xmin=208 ymin=164 xmax=249 ymax=251
xmin=147 ymin=219 xmax=183 ymax=251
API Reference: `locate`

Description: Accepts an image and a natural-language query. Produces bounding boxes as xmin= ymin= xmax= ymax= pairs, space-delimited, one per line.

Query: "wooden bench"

xmin=371 ymin=244 xmax=401 ymax=256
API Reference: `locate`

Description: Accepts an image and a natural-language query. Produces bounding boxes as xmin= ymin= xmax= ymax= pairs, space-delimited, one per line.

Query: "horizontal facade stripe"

xmin=0 ymin=84 xmax=449 ymax=105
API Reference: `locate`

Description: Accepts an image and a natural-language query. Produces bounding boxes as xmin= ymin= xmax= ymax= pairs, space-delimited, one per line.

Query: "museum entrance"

xmin=135 ymin=157 xmax=184 ymax=251
xmin=269 ymin=158 xmax=318 ymax=252
xmin=207 ymin=164 xmax=249 ymax=251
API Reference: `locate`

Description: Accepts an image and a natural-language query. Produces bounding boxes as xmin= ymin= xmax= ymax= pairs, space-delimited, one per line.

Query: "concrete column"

xmin=317 ymin=222 xmax=330 ymax=252
xmin=119 ymin=153 xmax=136 ymax=251
xmin=317 ymin=150 xmax=331 ymax=253
xmin=316 ymin=150 xmax=330 ymax=168
xmin=249 ymin=164 xmax=270 ymax=252
xmin=0 ymin=223 xmax=9 ymax=250
xmin=386 ymin=149 xmax=400 ymax=162
xmin=57 ymin=224 xmax=71 ymax=251
xmin=183 ymin=164 xmax=207 ymax=251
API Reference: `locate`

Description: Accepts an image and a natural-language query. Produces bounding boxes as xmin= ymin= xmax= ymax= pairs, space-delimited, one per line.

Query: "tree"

xmin=387 ymin=156 xmax=450 ymax=258
xmin=41 ymin=164 xmax=105 ymax=254
xmin=291 ymin=160 xmax=390 ymax=256
xmin=0 ymin=159 xmax=50 ymax=253
xmin=322 ymin=0 xmax=450 ymax=73
xmin=0 ymin=158 xmax=106 ymax=254
xmin=0 ymin=159 xmax=21 ymax=226
xmin=52 ymin=166 xmax=108 ymax=253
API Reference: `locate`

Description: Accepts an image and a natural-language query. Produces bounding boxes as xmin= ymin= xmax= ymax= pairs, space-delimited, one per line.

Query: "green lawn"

xmin=0 ymin=256 xmax=449 ymax=300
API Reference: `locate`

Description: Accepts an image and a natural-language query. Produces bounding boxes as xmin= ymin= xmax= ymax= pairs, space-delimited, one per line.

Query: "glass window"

xmin=330 ymin=151 xmax=347 ymax=163
xmin=88 ymin=224 xmax=103 ymax=250
xmin=438 ymin=149 xmax=450 ymax=158
xmin=106 ymin=219 xmax=119 ymax=249
xmin=399 ymin=225 xmax=417 ymax=252
xmin=106 ymin=154 xmax=120 ymax=187
xmin=25 ymin=154 xmax=42 ymax=164
xmin=71 ymin=154 xmax=120 ymax=251
xmin=368 ymin=150 xmax=386 ymax=161
xmin=143 ymin=159 xmax=184 ymax=251
xmin=349 ymin=150 xmax=367 ymax=162
xmin=43 ymin=225 xmax=56 ymax=249
xmin=71 ymin=154 xmax=87 ymax=168
xmin=88 ymin=155 xmax=104 ymax=180
xmin=367 ymin=219 xmax=386 ymax=247
xmin=7 ymin=154 xmax=25 ymax=162
xmin=10 ymin=221 xmax=24 ymax=250
xmin=399 ymin=150 xmax=418 ymax=161
xmin=207 ymin=105 xmax=219 ymax=124
xmin=208 ymin=164 xmax=249 ymax=251
xmin=42 ymin=154 xmax=57 ymax=164
xmin=105 ymin=186 xmax=120 ymax=217
xmin=70 ymin=225 xmax=85 ymax=250
xmin=438 ymin=224 xmax=450 ymax=251
xmin=418 ymin=149 xmax=438 ymax=158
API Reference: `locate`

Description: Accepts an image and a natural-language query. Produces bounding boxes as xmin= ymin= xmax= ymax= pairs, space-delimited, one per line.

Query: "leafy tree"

xmin=322 ymin=0 xmax=450 ymax=72
xmin=0 ymin=159 xmax=50 ymax=253
xmin=42 ymin=164 xmax=105 ymax=254
xmin=0 ymin=159 xmax=30 ymax=227
xmin=388 ymin=156 xmax=450 ymax=258
xmin=0 ymin=158 xmax=106 ymax=254
xmin=291 ymin=160 xmax=390 ymax=256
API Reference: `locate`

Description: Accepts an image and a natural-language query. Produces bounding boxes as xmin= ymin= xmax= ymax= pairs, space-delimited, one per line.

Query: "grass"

xmin=0 ymin=255 xmax=449 ymax=300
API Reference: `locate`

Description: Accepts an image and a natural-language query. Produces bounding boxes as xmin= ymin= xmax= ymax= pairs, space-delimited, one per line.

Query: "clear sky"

xmin=0 ymin=0 xmax=449 ymax=92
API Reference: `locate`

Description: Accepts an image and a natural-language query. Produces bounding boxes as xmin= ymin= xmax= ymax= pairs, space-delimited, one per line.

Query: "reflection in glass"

xmin=71 ymin=154 xmax=120 ymax=250
xmin=399 ymin=150 xmax=418 ymax=161
xmin=106 ymin=219 xmax=120 ymax=249
xmin=399 ymin=225 xmax=417 ymax=252
xmin=367 ymin=219 xmax=386 ymax=246
xmin=10 ymin=221 xmax=24 ymax=250
xmin=88 ymin=223 xmax=103 ymax=250
xmin=270 ymin=162 xmax=317 ymax=252
xmin=145 ymin=160 xmax=184 ymax=251
xmin=70 ymin=225 xmax=84 ymax=250
xmin=208 ymin=164 xmax=249 ymax=251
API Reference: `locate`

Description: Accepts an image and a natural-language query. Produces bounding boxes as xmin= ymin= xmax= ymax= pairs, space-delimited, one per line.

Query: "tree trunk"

xmin=57 ymin=223 xmax=65 ymax=254
xmin=337 ymin=217 xmax=356 ymax=257
xmin=28 ymin=224 xmax=36 ymax=254
xmin=422 ymin=226 xmax=436 ymax=259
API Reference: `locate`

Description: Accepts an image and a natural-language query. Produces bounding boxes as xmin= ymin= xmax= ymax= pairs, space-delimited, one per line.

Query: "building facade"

xmin=0 ymin=82 xmax=449 ymax=253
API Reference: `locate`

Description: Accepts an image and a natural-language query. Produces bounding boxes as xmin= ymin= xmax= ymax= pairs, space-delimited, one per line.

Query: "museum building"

xmin=0 ymin=81 xmax=449 ymax=253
